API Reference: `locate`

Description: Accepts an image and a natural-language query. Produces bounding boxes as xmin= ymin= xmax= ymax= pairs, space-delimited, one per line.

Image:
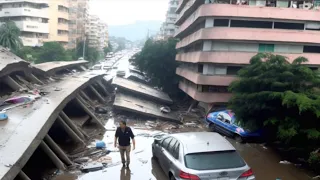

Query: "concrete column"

xmin=75 ymin=97 xmax=105 ymax=129
xmin=29 ymin=73 xmax=44 ymax=85
xmin=57 ymin=116 xmax=85 ymax=145
xmin=3 ymin=76 xmax=23 ymax=91
xmin=39 ymin=141 xmax=66 ymax=170
xmin=80 ymin=90 xmax=94 ymax=104
xmin=79 ymin=66 xmax=87 ymax=71
xmin=44 ymin=135 xmax=73 ymax=165
xmin=18 ymin=171 xmax=31 ymax=180
xmin=188 ymin=100 xmax=199 ymax=113
xmin=89 ymin=85 xmax=105 ymax=103
xmin=97 ymin=81 xmax=110 ymax=96
xmin=60 ymin=111 xmax=85 ymax=139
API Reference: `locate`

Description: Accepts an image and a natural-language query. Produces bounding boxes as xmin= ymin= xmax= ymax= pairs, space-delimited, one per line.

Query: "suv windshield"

xmin=184 ymin=150 xmax=245 ymax=170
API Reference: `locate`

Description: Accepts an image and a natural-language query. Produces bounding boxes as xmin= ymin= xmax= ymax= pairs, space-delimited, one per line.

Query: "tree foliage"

xmin=130 ymin=38 xmax=179 ymax=94
xmin=0 ymin=21 xmax=23 ymax=51
xmin=229 ymin=53 xmax=320 ymax=147
xmin=34 ymin=42 xmax=72 ymax=64
xmin=75 ymin=40 xmax=102 ymax=64
xmin=103 ymin=42 xmax=113 ymax=55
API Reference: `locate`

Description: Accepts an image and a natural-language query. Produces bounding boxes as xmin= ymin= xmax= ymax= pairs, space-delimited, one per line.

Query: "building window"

xmin=198 ymin=64 xmax=203 ymax=73
xmin=259 ymin=44 xmax=274 ymax=52
xmin=214 ymin=19 xmax=229 ymax=27
xmin=201 ymin=85 xmax=228 ymax=93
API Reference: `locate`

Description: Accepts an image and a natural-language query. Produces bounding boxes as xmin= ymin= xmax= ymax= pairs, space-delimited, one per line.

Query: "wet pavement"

xmin=52 ymin=116 xmax=316 ymax=180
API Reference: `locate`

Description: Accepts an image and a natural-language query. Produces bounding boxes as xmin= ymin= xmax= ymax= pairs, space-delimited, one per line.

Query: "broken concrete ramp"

xmin=113 ymin=93 xmax=179 ymax=123
xmin=112 ymin=77 xmax=173 ymax=104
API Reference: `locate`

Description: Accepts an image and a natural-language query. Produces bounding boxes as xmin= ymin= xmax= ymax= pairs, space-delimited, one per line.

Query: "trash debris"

xmin=312 ymin=175 xmax=320 ymax=179
xmin=96 ymin=156 xmax=112 ymax=164
xmin=0 ymin=95 xmax=39 ymax=111
xmin=80 ymin=163 xmax=104 ymax=173
xmin=184 ymin=122 xmax=197 ymax=128
xmin=0 ymin=111 xmax=8 ymax=121
xmin=74 ymin=157 xmax=90 ymax=164
xmin=95 ymin=107 xmax=108 ymax=114
xmin=96 ymin=141 xmax=106 ymax=149
xmin=134 ymin=149 xmax=144 ymax=154
xmin=279 ymin=160 xmax=291 ymax=164
xmin=160 ymin=106 xmax=171 ymax=113
xmin=105 ymin=161 xmax=122 ymax=168
xmin=4 ymin=164 xmax=12 ymax=167
xmin=54 ymin=87 xmax=62 ymax=91
xmin=138 ymin=158 xmax=148 ymax=164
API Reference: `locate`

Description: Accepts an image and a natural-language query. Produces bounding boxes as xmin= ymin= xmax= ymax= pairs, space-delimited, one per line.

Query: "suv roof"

xmin=171 ymin=132 xmax=235 ymax=154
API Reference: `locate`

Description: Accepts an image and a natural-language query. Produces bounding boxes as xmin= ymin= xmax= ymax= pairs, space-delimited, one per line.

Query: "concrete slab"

xmin=34 ymin=60 xmax=89 ymax=75
xmin=112 ymin=77 xmax=173 ymax=104
xmin=0 ymin=71 xmax=105 ymax=180
xmin=0 ymin=47 xmax=40 ymax=78
xmin=113 ymin=93 xmax=179 ymax=122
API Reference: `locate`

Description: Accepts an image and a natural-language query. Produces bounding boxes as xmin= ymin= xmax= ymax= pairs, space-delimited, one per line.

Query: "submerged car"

xmin=206 ymin=110 xmax=262 ymax=142
xmin=152 ymin=132 xmax=255 ymax=180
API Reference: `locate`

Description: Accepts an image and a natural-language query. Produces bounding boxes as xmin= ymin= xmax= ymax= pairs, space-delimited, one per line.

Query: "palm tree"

xmin=0 ymin=21 xmax=23 ymax=51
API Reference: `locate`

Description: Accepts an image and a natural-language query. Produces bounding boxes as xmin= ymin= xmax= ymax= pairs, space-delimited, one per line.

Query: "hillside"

xmin=108 ymin=21 xmax=162 ymax=41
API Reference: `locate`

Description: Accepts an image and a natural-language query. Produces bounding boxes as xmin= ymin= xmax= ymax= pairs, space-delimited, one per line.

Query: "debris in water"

xmin=279 ymin=160 xmax=291 ymax=164
xmin=312 ymin=175 xmax=320 ymax=179
xmin=54 ymin=87 xmax=62 ymax=91
xmin=4 ymin=164 xmax=12 ymax=167
xmin=138 ymin=158 xmax=148 ymax=164
xmin=81 ymin=163 xmax=104 ymax=173
xmin=134 ymin=149 xmax=144 ymax=154
xmin=0 ymin=111 xmax=8 ymax=121
xmin=96 ymin=141 xmax=106 ymax=149
xmin=96 ymin=156 xmax=112 ymax=164
xmin=95 ymin=107 xmax=108 ymax=114
xmin=74 ymin=157 xmax=90 ymax=164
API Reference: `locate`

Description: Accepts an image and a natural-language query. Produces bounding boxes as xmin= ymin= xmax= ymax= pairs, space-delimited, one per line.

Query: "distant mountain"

xmin=108 ymin=21 xmax=162 ymax=41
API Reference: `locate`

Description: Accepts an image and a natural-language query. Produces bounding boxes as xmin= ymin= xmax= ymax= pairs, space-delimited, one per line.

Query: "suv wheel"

xmin=170 ymin=175 xmax=176 ymax=180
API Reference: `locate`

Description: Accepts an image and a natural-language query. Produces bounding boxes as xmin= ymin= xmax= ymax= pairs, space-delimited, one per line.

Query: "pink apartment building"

xmin=174 ymin=0 xmax=320 ymax=112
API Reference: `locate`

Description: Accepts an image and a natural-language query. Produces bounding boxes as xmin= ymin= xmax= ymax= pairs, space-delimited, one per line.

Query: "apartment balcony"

xmin=58 ymin=11 xmax=69 ymax=20
xmin=14 ymin=21 xmax=49 ymax=33
xmin=54 ymin=35 xmax=69 ymax=42
xmin=176 ymin=1 xmax=320 ymax=25
xmin=20 ymin=37 xmax=43 ymax=47
xmin=58 ymin=23 xmax=69 ymax=31
xmin=176 ymin=4 xmax=320 ymax=36
xmin=166 ymin=13 xmax=177 ymax=19
xmin=176 ymin=27 xmax=320 ymax=49
xmin=176 ymin=67 xmax=236 ymax=86
xmin=0 ymin=7 xmax=49 ymax=18
xmin=179 ymin=81 xmax=231 ymax=103
xmin=176 ymin=51 xmax=320 ymax=66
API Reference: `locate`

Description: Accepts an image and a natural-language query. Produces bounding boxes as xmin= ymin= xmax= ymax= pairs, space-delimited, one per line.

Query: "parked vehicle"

xmin=152 ymin=132 xmax=255 ymax=180
xmin=91 ymin=65 xmax=102 ymax=70
xmin=206 ymin=110 xmax=263 ymax=142
xmin=116 ymin=70 xmax=126 ymax=77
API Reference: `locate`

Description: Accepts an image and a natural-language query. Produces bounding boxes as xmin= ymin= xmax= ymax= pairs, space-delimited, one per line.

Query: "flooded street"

xmin=52 ymin=117 xmax=314 ymax=180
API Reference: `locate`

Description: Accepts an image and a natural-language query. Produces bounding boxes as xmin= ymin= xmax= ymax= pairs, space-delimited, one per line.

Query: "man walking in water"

xmin=114 ymin=121 xmax=135 ymax=167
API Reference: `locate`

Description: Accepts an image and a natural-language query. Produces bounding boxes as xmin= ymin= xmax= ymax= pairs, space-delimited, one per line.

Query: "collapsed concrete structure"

xmin=0 ymin=47 xmax=111 ymax=180
xmin=112 ymin=77 xmax=179 ymax=122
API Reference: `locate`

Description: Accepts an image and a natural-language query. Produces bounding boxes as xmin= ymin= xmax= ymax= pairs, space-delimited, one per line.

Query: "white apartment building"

xmin=161 ymin=0 xmax=179 ymax=38
xmin=87 ymin=15 xmax=108 ymax=52
xmin=0 ymin=0 xmax=49 ymax=47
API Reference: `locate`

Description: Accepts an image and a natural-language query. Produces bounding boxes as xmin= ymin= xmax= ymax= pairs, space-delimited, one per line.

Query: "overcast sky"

xmin=89 ymin=0 xmax=168 ymax=25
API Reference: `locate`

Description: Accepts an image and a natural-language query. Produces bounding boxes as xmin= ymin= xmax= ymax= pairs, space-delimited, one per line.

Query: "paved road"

xmin=70 ymin=119 xmax=313 ymax=180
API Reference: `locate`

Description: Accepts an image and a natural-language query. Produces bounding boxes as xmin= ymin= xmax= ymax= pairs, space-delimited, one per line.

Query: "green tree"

xmin=103 ymin=42 xmax=113 ymax=55
xmin=229 ymin=53 xmax=320 ymax=170
xmin=131 ymin=38 xmax=180 ymax=94
xmin=0 ymin=21 xmax=23 ymax=51
xmin=15 ymin=46 xmax=37 ymax=62
xmin=34 ymin=42 xmax=72 ymax=64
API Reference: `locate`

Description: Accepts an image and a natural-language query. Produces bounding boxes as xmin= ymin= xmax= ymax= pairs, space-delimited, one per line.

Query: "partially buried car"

xmin=206 ymin=110 xmax=262 ymax=142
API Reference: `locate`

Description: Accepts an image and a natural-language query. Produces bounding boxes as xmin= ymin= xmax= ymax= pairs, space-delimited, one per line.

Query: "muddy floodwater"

xmin=53 ymin=118 xmax=314 ymax=180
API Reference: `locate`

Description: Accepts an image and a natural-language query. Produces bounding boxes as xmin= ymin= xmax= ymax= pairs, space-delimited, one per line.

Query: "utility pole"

xmin=82 ymin=35 xmax=86 ymax=59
